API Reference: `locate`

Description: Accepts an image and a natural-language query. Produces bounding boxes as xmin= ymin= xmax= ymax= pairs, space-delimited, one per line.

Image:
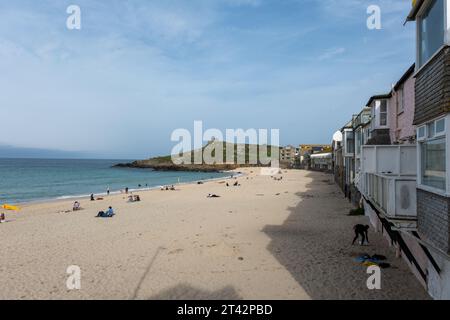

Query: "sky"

xmin=0 ymin=0 xmax=416 ymax=159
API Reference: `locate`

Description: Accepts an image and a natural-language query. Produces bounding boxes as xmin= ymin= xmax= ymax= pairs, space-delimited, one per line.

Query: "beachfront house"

xmin=299 ymin=144 xmax=331 ymax=169
xmin=389 ymin=64 xmax=417 ymax=145
xmin=332 ymin=120 xmax=356 ymax=199
xmin=310 ymin=152 xmax=332 ymax=172
xmin=332 ymin=134 xmax=344 ymax=191
xmin=366 ymin=94 xmax=392 ymax=145
xmin=353 ymin=107 xmax=372 ymax=204
xmin=406 ymin=0 xmax=450 ymax=299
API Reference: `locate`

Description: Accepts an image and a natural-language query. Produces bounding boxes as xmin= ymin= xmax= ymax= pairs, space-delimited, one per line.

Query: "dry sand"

xmin=0 ymin=169 xmax=429 ymax=300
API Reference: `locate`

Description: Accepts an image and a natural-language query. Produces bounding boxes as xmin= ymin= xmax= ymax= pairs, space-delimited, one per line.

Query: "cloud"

xmin=318 ymin=47 xmax=346 ymax=60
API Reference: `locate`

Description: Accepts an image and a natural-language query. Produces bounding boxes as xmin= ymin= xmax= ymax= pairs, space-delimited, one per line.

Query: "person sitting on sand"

xmin=170 ymin=185 xmax=175 ymax=191
xmin=106 ymin=206 xmax=115 ymax=217
xmin=97 ymin=206 xmax=115 ymax=218
xmin=135 ymin=195 xmax=141 ymax=202
xmin=0 ymin=213 xmax=5 ymax=223
xmin=73 ymin=201 xmax=81 ymax=211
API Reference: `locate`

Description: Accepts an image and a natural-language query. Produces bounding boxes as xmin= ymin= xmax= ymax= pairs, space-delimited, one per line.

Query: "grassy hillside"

xmin=115 ymin=141 xmax=280 ymax=172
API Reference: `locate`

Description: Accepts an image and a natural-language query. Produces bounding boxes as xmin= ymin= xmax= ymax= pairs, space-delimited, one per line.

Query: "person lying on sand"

xmin=207 ymin=194 xmax=221 ymax=198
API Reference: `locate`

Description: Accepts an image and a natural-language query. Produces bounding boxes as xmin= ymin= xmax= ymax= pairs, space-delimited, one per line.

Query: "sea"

xmin=0 ymin=158 xmax=230 ymax=204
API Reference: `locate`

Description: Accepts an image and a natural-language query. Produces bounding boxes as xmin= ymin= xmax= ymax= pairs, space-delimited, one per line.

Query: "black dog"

xmin=352 ymin=224 xmax=370 ymax=245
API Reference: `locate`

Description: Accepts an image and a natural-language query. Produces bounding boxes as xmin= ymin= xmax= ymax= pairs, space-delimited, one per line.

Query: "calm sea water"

xmin=0 ymin=158 xmax=230 ymax=204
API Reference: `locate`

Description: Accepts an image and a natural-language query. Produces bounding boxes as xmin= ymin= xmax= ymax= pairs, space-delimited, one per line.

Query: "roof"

xmin=406 ymin=0 xmax=426 ymax=22
xmin=366 ymin=93 xmax=392 ymax=108
xmin=394 ymin=64 xmax=415 ymax=91
xmin=340 ymin=119 xmax=354 ymax=131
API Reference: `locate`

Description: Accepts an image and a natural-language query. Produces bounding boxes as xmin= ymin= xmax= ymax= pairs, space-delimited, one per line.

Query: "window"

xmin=418 ymin=126 xmax=426 ymax=140
xmin=355 ymin=129 xmax=362 ymax=155
xmin=379 ymin=100 xmax=388 ymax=126
xmin=436 ymin=118 xmax=446 ymax=135
xmin=346 ymin=131 xmax=354 ymax=154
xmin=418 ymin=0 xmax=445 ymax=68
xmin=421 ymin=138 xmax=446 ymax=190
xmin=418 ymin=117 xmax=447 ymax=191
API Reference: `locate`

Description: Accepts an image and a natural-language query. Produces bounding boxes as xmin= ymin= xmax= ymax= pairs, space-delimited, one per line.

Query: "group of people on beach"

xmin=160 ymin=185 xmax=176 ymax=191
xmin=226 ymin=181 xmax=241 ymax=187
xmin=128 ymin=194 xmax=141 ymax=202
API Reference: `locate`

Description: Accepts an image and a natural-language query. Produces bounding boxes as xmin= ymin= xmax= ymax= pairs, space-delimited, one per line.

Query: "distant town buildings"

xmin=279 ymin=144 xmax=331 ymax=169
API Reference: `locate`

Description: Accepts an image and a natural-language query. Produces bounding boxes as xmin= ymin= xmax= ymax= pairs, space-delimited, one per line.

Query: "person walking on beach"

xmin=125 ymin=187 xmax=129 ymax=194
xmin=107 ymin=187 xmax=110 ymax=196
xmin=90 ymin=194 xmax=95 ymax=201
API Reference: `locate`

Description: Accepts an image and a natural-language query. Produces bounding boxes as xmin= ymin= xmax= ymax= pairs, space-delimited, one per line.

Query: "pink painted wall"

xmin=389 ymin=75 xmax=416 ymax=144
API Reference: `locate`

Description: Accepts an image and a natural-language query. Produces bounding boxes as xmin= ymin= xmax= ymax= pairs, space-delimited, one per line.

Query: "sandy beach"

xmin=0 ymin=169 xmax=429 ymax=300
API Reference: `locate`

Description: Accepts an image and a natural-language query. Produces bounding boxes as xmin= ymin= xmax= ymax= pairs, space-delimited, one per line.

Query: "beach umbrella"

xmin=1 ymin=204 xmax=20 ymax=211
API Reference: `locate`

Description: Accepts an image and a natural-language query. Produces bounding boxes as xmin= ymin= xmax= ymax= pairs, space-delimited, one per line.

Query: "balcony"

xmin=359 ymin=145 xmax=417 ymax=229
xmin=364 ymin=173 xmax=417 ymax=228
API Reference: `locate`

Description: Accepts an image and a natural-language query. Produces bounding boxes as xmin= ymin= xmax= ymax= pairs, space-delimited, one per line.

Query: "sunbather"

xmin=207 ymin=194 xmax=220 ymax=198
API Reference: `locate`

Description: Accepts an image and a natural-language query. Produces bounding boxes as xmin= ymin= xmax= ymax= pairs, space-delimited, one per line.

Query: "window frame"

xmin=379 ymin=100 xmax=388 ymax=127
xmin=417 ymin=115 xmax=449 ymax=196
xmin=416 ymin=0 xmax=448 ymax=70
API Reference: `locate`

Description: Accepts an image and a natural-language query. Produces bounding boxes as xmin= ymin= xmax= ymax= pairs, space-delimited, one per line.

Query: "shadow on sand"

xmin=262 ymin=170 xmax=428 ymax=300
xmin=148 ymin=284 xmax=242 ymax=300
